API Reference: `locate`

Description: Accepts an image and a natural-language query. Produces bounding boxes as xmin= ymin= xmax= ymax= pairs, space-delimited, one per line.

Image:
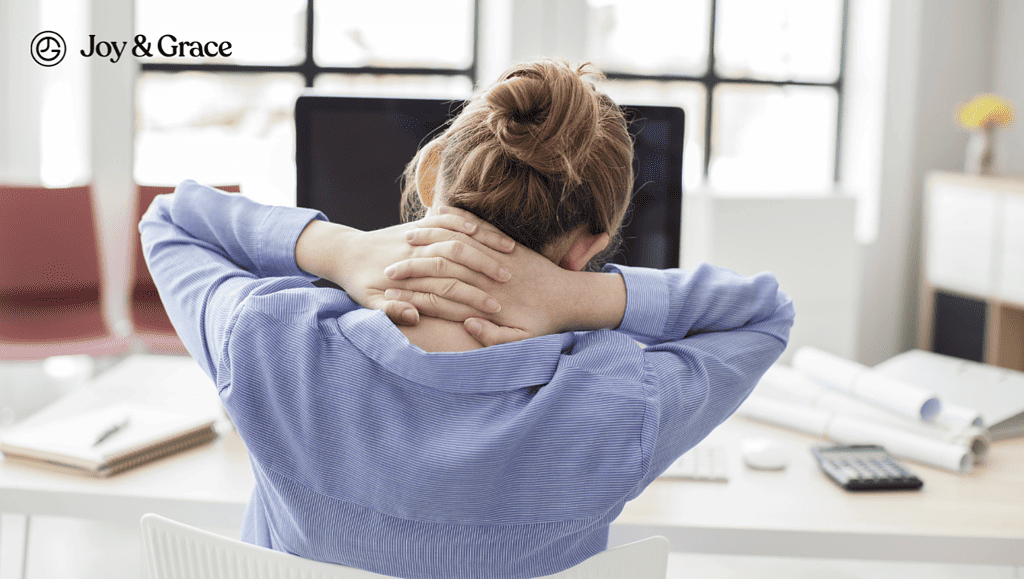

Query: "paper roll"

xmin=852 ymin=373 xmax=943 ymax=422
xmin=737 ymin=393 xmax=975 ymax=474
xmin=934 ymin=402 xmax=985 ymax=430
xmin=756 ymin=365 xmax=991 ymax=464
xmin=759 ymin=366 xmax=929 ymax=432
xmin=827 ymin=416 xmax=972 ymax=474
xmin=954 ymin=427 xmax=991 ymax=464
xmin=792 ymin=347 xmax=942 ymax=422
xmin=790 ymin=347 xmax=864 ymax=390
xmin=736 ymin=396 xmax=831 ymax=437
xmin=759 ymin=365 xmax=826 ymax=404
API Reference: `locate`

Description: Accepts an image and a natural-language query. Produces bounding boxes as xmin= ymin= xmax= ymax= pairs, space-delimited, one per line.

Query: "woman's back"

xmin=399 ymin=316 xmax=482 ymax=352
xmin=227 ymin=296 xmax=651 ymax=577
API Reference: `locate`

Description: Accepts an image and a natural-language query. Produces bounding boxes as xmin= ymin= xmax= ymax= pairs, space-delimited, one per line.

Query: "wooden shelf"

xmin=919 ymin=172 xmax=1024 ymax=372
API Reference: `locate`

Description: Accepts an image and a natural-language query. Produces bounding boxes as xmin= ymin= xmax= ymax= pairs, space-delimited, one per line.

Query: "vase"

xmin=965 ymin=124 xmax=996 ymax=176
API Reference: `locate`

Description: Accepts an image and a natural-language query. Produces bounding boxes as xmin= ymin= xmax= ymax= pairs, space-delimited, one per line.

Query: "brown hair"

xmin=400 ymin=58 xmax=634 ymax=268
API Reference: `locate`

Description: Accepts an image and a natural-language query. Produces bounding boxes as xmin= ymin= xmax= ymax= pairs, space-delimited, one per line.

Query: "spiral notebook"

xmin=0 ymin=402 xmax=218 ymax=477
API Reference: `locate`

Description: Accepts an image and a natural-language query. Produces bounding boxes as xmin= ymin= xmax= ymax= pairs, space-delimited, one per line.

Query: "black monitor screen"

xmin=296 ymin=96 xmax=683 ymax=269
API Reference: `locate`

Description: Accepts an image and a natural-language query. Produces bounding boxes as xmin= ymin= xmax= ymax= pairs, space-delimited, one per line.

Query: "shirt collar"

xmin=335 ymin=308 xmax=574 ymax=393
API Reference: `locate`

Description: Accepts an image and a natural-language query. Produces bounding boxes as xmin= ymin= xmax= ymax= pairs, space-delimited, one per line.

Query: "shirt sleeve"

xmin=138 ymin=179 xmax=333 ymax=381
xmin=603 ymin=263 xmax=795 ymax=495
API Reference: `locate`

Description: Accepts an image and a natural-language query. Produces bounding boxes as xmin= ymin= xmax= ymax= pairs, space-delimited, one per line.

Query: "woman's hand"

xmin=385 ymin=219 xmax=627 ymax=346
xmin=462 ymin=263 xmax=627 ymax=346
xmin=295 ymin=207 xmax=516 ymax=325
xmin=384 ymin=234 xmax=571 ymax=341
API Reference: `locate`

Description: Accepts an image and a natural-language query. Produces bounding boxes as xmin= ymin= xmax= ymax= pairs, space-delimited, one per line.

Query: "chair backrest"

xmin=140 ymin=514 xmax=669 ymax=579
xmin=0 ymin=185 xmax=101 ymax=298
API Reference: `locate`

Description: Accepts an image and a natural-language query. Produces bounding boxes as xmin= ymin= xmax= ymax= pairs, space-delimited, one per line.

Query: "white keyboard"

xmin=660 ymin=443 xmax=729 ymax=482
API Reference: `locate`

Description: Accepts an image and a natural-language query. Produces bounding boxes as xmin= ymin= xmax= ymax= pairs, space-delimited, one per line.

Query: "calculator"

xmin=812 ymin=445 xmax=923 ymax=491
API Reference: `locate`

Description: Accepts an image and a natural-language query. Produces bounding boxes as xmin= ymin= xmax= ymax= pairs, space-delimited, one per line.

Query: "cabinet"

xmin=919 ymin=172 xmax=1024 ymax=371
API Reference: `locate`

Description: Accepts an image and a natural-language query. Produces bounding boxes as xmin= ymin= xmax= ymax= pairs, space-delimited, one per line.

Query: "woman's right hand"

xmin=458 ymin=255 xmax=626 ymax=347
xmin=383 ymin=210 xmax=626 ymax=346
xmin=378 ymin=211 xmax=566 ymax=340
xmin=460 ymin=245 xmax=573 ymax=345
xmin=296 ymin=207 xmax=518 ymax=326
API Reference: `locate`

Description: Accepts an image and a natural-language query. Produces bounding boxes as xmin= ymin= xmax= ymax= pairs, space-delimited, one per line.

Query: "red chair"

xmin=130 ymin=185 xmax=241 ymax=355
xmin=0 ymin=185 xmax=131 ymax=359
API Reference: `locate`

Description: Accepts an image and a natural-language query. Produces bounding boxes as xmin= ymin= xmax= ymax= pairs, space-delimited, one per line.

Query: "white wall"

xmin=0 ymin=0 xmax=90 ymax=186
xmin=994 ymin=0 xmax=1024 ymax=178
xmin=509 ymin=0 xmax=588 ymax=66
xmin=683 ymin=192 xmax=860 ymax=365
xmin=0 ymin=0 xmax=45 ymax=184
xmin=856 ymin=0 xmax=1001 ymax=366
xmin=841 ymin=0 xmax=891 ymax=245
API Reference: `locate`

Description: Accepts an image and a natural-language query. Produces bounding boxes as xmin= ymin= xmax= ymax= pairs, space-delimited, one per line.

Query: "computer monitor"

xmin=295 ymin=95 xmax=684 ymax=269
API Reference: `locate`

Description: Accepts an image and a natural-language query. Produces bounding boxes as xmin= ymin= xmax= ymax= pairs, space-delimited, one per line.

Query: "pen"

xmin=92 ymin=414 xmax=131 ymax=447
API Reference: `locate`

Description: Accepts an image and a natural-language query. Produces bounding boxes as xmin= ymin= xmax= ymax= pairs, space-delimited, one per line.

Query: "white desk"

xmin=2 ymin=355 xmax=1023 ymax=575
xmin=0 ymin=356 xmax=251 ymax=531
xmin=612 ymin=418 xmax=1024 ymax=567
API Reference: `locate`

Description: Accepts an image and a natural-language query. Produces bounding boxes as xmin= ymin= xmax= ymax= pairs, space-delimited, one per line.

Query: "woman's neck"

xmin=398 ymin=316 xmax=485 ymax=352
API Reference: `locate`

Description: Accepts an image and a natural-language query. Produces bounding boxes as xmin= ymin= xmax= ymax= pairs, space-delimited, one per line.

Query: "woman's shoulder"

xmin=233 ymin=285 xmax=362 ymax=331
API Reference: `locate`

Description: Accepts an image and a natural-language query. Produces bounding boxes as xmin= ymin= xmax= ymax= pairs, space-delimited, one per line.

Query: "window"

xmin=587 ymin=0 xmax=847 ymax=193
xmin=134 ymin=0 xmax=479 ymax=205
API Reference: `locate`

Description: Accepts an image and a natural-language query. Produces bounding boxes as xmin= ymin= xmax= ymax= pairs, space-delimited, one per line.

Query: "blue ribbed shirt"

xmin=139 ymin=180 xmax=795 ymax=579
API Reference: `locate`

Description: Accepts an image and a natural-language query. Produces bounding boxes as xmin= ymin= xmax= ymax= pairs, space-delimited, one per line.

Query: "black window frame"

xmin=139 ymin=0 xmax=481 ymax=88
xmin=140 ymin=0 xmax=846 ymax=182
xmin=603 ymin=0 xmax=849 ymax=183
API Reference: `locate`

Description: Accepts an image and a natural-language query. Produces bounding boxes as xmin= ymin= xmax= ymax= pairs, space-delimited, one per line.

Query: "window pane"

xmin=313 ymin=74 xmax=473 ymax=99
xmin=136 ymin=0 xmax=306 ymax=65
xmin=596 ymin=80 xmax=705 ymax=191
xmin=709 ymin=84 xmax=837 ymax=192
xmin=135 ymin=73 xmax=305 ymax=207
xmin=586 ymin=0 xmax=710 ymax=76
xmin=715 ymin=0 xmax=843 ymax=83
xmin=314 ymin=0 xmax=473 ymax=69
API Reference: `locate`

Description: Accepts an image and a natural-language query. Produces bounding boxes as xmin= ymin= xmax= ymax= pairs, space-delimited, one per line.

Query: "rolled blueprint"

xmin=792 ymin=347 xmax=942 ymax=422
xmin=736 ymin=395 xmax=974 ymax=474
xmin=736 ymin=396 xmax=832 ymax=437
xmin=827 ymin=415 xmax=971 ymax=473
xmin=757 ymin=366 xmax=990 ymax=463
xmin=933 ymin=402 xmax=984 ymax=431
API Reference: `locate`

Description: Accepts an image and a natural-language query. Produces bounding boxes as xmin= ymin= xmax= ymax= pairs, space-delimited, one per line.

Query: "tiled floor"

xmin=0 ymin=361 xmax=1018 ymax=579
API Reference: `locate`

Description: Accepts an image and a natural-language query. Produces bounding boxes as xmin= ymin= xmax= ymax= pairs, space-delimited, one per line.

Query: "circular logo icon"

xmin=31 ymin=31 xmax=66 ymax=67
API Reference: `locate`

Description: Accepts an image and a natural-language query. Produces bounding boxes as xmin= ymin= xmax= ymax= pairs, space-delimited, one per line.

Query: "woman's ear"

xmin=415 ymin=140 xmax=444 ymax=208
xmin=560 ymin=232 xmax=610 ymax=271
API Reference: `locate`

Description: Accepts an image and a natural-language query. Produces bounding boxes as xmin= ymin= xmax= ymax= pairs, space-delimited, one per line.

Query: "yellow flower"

xmin=959 ymin=94 xmax=1015 ymax=129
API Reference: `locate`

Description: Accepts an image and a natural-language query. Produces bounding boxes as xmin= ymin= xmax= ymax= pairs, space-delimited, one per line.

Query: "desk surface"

xmin=0 ymin=356 xmax=252 ymax=527
xmin=2 ymin=355 xmax=1022 ymax=565
xmin=614 ymin=417 xmax=1024 ymax=565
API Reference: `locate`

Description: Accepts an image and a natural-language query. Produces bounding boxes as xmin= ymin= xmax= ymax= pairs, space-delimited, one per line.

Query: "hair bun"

xmin=484 ymin=60 xmax=603 ymax=185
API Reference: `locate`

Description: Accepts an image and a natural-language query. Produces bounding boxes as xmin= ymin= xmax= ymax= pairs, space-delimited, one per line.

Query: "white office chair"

xmin=141 ymin=513 xmax=669 ymax=579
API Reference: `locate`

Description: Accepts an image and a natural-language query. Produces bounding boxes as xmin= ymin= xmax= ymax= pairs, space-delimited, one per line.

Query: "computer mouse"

xmin=740 ymin=437 xmax=789 ymax=471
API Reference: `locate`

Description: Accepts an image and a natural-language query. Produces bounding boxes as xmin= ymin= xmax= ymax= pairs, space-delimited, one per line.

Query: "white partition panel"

xmin=683 ymin=192 xmax=860 ymax=364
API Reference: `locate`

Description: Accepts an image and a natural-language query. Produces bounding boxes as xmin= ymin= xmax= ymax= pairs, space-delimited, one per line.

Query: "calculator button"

xmin=841 ymin=466 xmax=862 ymax=481
xmin=814 ymin=445 xmax=923 ymax=492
